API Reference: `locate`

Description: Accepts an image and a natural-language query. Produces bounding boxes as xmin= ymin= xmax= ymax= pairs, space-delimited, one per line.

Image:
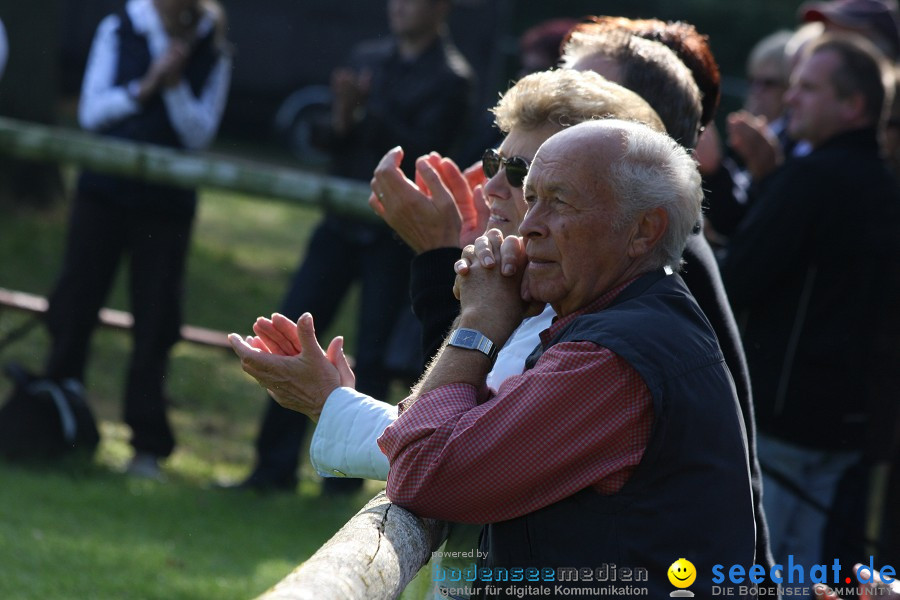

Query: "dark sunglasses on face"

xmin=482 ymin=148 xmax=530 ymax=188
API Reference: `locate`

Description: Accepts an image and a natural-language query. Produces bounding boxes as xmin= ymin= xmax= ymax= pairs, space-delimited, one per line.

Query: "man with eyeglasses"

xmin=720 ymin=33 xmax=900 ymax=580
xmin=703 ymin=30 xmax=794 ymax=242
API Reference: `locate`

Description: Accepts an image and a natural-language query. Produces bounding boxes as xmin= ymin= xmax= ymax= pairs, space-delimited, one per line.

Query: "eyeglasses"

xmin=482 ymin=148 xmax=530 ymax=188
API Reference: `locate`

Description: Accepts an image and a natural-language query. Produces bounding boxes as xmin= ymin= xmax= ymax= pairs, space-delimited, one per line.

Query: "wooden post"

xmin=258 ymin=492 xmax=447 ymax=600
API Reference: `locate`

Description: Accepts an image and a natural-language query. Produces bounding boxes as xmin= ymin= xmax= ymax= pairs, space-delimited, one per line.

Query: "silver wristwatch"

xmin=447 ymin=328 xmax=499 ymax=364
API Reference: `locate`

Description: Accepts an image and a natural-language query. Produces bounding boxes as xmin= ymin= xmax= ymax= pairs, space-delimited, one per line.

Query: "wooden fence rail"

xmin=0 ymin=116 xmax=376 ymax=220
xmin=258 ymin=492 xmax=446 ymax=600
xmin=0 ymin=115 xmax=376 ymax=349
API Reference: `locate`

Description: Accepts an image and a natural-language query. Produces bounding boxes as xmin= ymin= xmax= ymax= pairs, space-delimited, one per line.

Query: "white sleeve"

xmin=162 ymin=52 xmax=231 ymax=150
xmin=309 ymin=387 xmax=398 ymax=481
xmin=78 ymin=15 xmax=142 ymax=131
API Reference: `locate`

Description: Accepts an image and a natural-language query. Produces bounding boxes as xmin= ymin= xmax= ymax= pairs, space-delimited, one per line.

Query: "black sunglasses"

xmin=482 ymin=148 xmax=530 ymax=188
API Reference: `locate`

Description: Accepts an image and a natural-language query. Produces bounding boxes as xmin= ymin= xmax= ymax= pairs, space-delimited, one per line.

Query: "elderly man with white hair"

xmin=378 ymin=119 xmax=756 ymax=599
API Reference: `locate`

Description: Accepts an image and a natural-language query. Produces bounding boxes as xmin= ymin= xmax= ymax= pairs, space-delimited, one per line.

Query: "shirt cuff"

xmin=309 ymin=387 xmax=397 ymax=481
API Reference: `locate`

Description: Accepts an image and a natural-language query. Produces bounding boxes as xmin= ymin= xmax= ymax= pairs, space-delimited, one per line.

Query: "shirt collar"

xmin=539 ymin=277 xmax=638 ymax=347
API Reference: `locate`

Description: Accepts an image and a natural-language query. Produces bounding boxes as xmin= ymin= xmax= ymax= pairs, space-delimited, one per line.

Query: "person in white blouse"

xmin=78 ymin=0 xmax=230 ymax=149
xmin=42 ymin=0 xmax=231 ymax=480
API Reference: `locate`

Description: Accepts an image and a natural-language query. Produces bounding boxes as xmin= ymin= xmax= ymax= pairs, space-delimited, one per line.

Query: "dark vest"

xmin=478 ymin=271 xmax=757 ymax=599
xmin=78 ymin=9 xmax=220 ymax=217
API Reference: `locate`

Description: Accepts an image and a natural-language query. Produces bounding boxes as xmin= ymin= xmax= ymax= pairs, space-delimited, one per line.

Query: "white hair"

xmin=598 ymin=120 xmax=703 ymax=270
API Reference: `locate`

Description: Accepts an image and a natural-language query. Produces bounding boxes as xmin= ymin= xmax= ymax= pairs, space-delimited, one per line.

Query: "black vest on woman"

xmin=78 ymin=9 xmax=220 ymax=217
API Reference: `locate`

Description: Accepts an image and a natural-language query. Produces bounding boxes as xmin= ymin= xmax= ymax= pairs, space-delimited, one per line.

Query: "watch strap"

xmin=448 ymin=328 xmax=499 ymax=364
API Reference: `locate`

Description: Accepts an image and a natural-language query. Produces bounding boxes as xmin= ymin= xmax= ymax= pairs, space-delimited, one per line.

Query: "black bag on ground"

xmin=0 ymin=362 xmax=100 ymax=460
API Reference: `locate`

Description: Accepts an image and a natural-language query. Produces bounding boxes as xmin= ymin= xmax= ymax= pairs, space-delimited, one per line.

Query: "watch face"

xmin=456 ymin=330 xmax=477 ymax=346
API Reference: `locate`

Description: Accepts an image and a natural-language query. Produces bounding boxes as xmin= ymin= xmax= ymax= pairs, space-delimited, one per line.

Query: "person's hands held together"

xmin=455 ymin=229 xmax=544 ymax=319
xmin=727 ymin=110 xmax=783 ymax=180
xmin=694 ymin=122 xmax=723 ymax=176
xmin=331 ymin=67 xmax=370 ymax=134
xmin=369 ymin=147 xmax=489 ymax=252
xmin=461 ymin=158 xmax=487 ymax=192
xmin=428 ymin=154 xmax=490 ymax=247
xmin=228 ymin=313 xmax=354 ymax=421
xmin=132 ymin=40 xmax=190 ymax=103
xmin=157 ymin=39 xmax=191 ymax=87
xmin=452 ymin=229 xmax=529 ymax=348
xmin=248 ymin=313 xmax=303 ymax=356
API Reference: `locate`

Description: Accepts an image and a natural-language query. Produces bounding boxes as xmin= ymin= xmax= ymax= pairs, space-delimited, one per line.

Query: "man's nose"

xmin=518 ymin=207 xmax=546 ymax=239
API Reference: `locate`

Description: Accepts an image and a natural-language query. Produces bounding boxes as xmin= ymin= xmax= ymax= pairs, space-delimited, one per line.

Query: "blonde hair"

xmin=491 ymin=68 xmax=664 ymax=136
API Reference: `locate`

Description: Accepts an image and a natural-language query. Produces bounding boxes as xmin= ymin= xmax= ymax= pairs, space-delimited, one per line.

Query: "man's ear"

xmin=840 ymin=92 xmax=867 ymax=123
xmin=628 ymin=206 xmax=668 ymax=259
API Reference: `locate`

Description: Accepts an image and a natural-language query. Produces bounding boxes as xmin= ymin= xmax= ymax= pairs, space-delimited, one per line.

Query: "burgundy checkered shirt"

xmin=378 ymin=283 xmax=653 ymax=524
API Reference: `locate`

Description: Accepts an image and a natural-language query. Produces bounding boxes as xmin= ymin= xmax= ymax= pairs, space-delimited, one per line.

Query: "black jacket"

xmin=721 ymin=127 xmax=900 ymax=451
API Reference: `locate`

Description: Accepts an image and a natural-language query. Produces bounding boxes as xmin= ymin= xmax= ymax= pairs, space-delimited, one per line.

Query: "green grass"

xmin=0 ymin=186 xmax=421 ymax=599
xmin=0 ymin=461 xmax=369 ymax=599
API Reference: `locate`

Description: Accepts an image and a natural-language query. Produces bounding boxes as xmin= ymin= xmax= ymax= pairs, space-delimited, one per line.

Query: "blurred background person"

xmin=703 ymin=29 xmax=794 ymax=245
xmin=721 ymin=33 xmax=899 ymax=575
xmin=40 ymin=0 xmax=232 ymax=479
xmin=703 ymin=22 xmax=825 ymax=250
xmin=743 ymin=30 xmax=795 ymax=123
xmin=454 ymin=17 xmax=576 ymax=169
xmin=515 ymin=17 xmax=578 ymax=78
xmin=230 ymin=0 xmax=474 ymax=495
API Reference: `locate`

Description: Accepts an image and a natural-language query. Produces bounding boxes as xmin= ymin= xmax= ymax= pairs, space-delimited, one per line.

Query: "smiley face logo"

xmin=668 ymin=558 xmax=697 ymax=589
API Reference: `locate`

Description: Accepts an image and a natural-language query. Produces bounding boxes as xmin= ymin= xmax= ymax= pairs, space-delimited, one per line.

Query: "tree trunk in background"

xmin=0 ymin=0 xmax=65 ymax=208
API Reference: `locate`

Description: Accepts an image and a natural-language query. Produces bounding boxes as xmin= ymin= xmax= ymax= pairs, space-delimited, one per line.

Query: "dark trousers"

xmin=252 ymin=215 xmax=413 ymax=481
xmin=44 ymin=194 xmax=193 ymax=458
